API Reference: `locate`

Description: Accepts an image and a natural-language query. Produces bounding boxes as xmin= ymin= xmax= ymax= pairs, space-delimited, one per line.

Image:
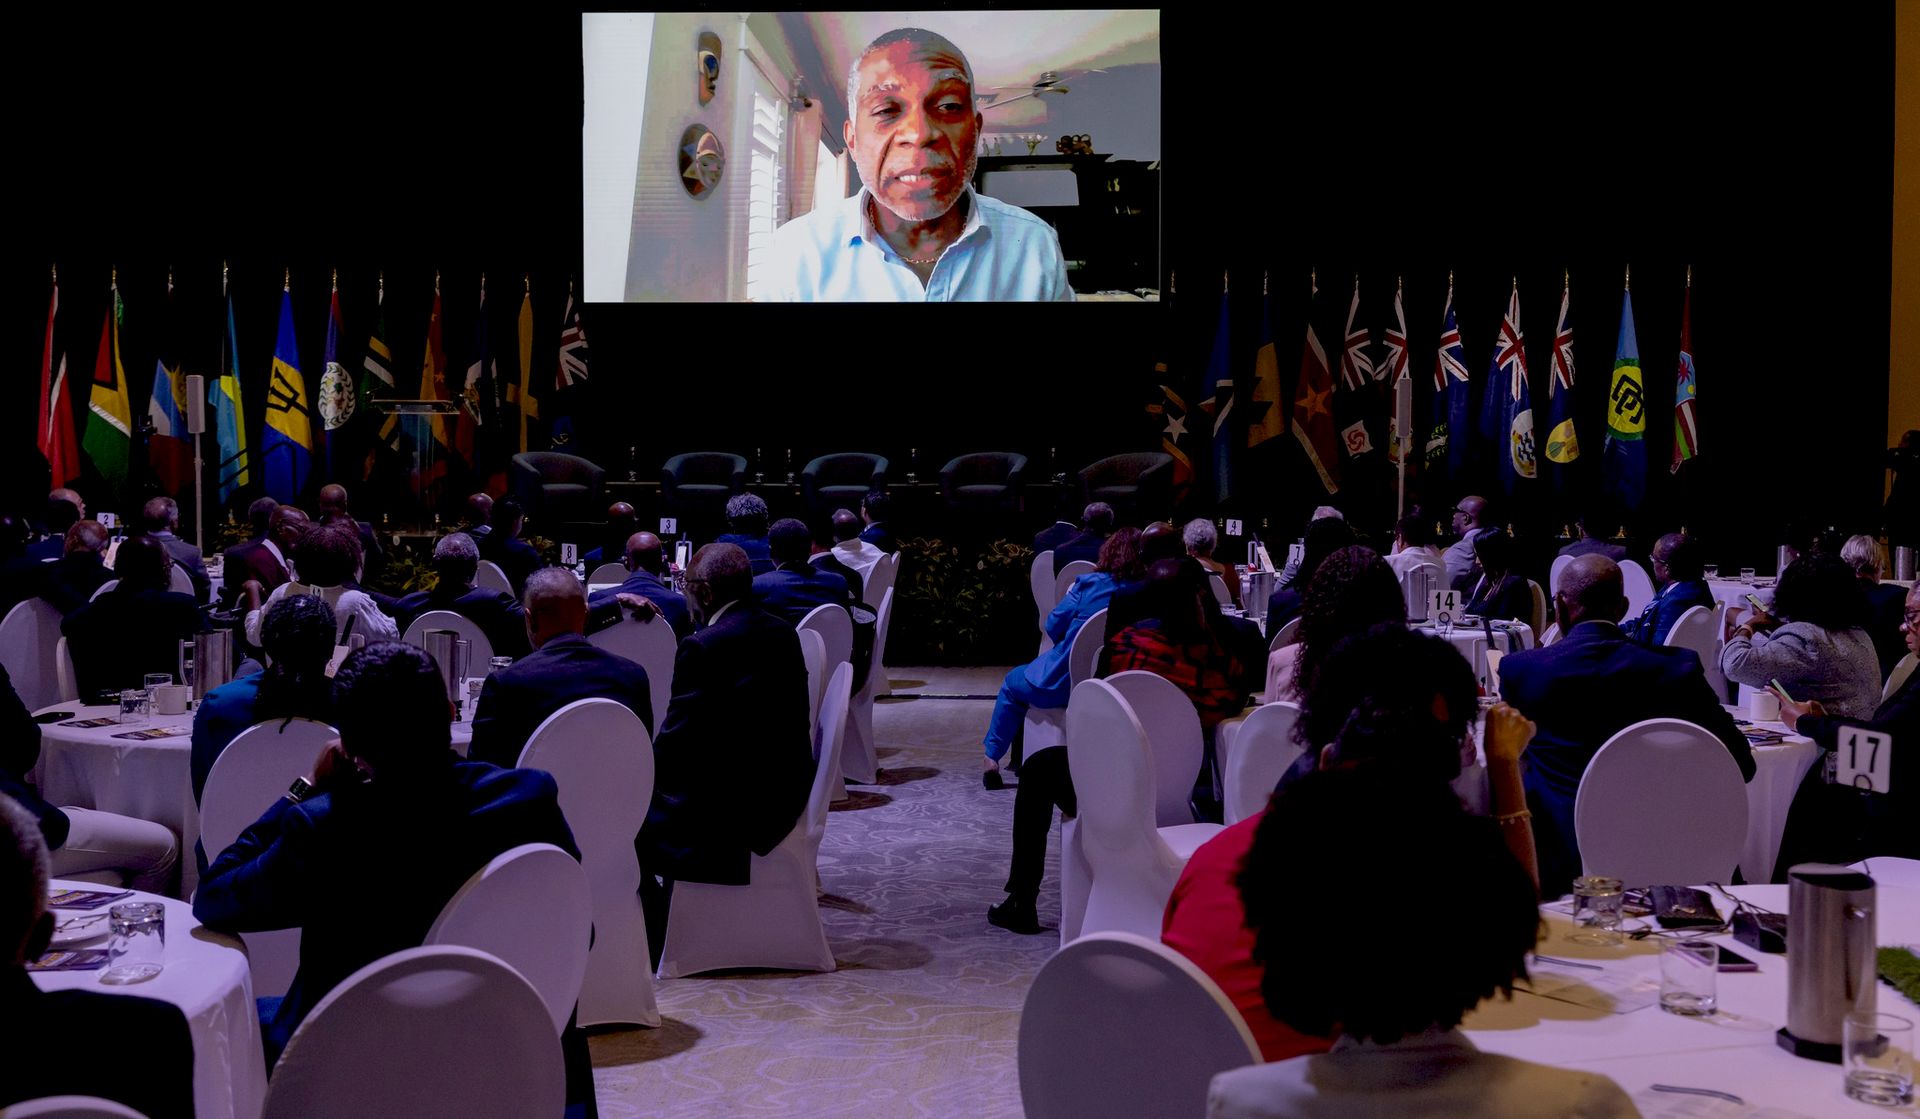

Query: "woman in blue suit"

xmin=982 ymin=527 xmax=1144 ymax=788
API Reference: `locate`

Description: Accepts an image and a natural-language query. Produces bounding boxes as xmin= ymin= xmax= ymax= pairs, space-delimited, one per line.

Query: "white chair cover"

xmin=1058 ymin=817 xmax=1092 ymax=948
xmin=473 ymin=560 xmax=514 ymax=596
xmin=1019 ymin=932 xmax=1259 ymax=1119
xmin=797 ymin=603 xmax=853 ymax=673
xmin=1620 ymin=559 xmax=1656 ymax=622
xmin=89 ymin=580 xmax=120 ymax=601
xmin=1104 ymin=670 xmax=1204 ymax=827
xmin=1848 ymin=857 xmax=1920 ymax=888
xmin=1549 ymin=553 xmax=1575 ymax=596
xmin=1885 ymin=652 xmax=1918 ymax=703
xmin=0 ymin=597 xmax=68 ymax=710
xmin=1541 ymin=621 xmax=1562 ymax=646
xmin=1067 ymin=607 xmax=1107 ymax=690
xmin=1267 ymin=616 xmax=1300 ymax=654
xmin=426 ymin=842 xmax=590 ymax=1035
xmin=1054 ymin=560 xmax=1096 ymax=604
xmin=1067 ymin=679 xmax=1222 ymax=939
xmin=52 ymin=638 xmax=77 ymax=703
xmin=263 ymin=946 xmax=563 ymax=1119
xmin=1527 ymin=579 xmax=1547 ymax=639
xmin=1664 ymin=603 xmax=1728 ymax=702
xmin=584 ymin=615 xmax=677 ymax=737
xmin=0 ymin=1098 xmax=150 ymax=1119
xmin=586 ymin=562 xmax=628 ymax=586
xmin=199 ymin=717 xmax=339 ymax=998
xmin=1222 ymin=701 xmax=1304 ymax=825
xmin=516 ymin=699 xmax=659 ymax=1028
xmin=1574 ymin=717 xmax=1748 ymax=886
xmin=656 ymin=663 xmax=851 ymax=978
xmin=1207 ymin=572 xmax=1232 ymax=606
xmin=401 ymin=610 xmax=495 ymax=667
xmin=841 ymin=587 xmax=893 ymax=787
xmin=168 ymin=565 xmax=194 ymax=595
xmin=862 ymin=551 xmax=899 ymax=610
xmin=798 ymin=628 xmax=826 ymax=739
xmin=1030 ymin=550 xmax=1056 ymax=654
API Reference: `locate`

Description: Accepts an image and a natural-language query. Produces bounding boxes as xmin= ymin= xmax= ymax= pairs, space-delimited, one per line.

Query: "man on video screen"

xmin=763 ymin=28 xmax=1073 ymax=302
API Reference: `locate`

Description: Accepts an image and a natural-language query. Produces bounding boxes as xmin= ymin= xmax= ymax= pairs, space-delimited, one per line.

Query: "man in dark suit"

xmin=62 ymin=535 xmax=206 ymax=698
xmin=582 ymin=501 xmax=638 ymax=567
xmin=1498 ymin=555 xmax=1755 ymax=895
xmin=1052 ymin=501 xmax=1115 ymax=576
xmin=588 ymin=530 xmax=692 ymax=639
xmin=1032 ymin=515 xmax=1078 ymax=556
xmin=468 ymin=568 xmax=653 ymax=768
xmin=384 ymin=532 xmax=531 ymax=659
xmin=1621 ymin=533 xmax=1715 ymax=647
xmin=461 ymin=492 xmax=493 ymax=541
xmin=141 ymin=495 xmax=212 ymax=603
xmin=1 ymin=795 xmax=195 ymax=1118
xmin=318 ymin=483 xmax=385 ymax=587
xmin=222 ymin=502 xmax=303 ymax=607
xmin=1556 ymin=510 xmax=1630 ymax=563
xmin=638 ymin=543 xmax=813 ymax=964
xmin=477 ymin=498 xmax=543 ymax=597
xmin=859 ymin=488 xmax=898 ymax=553
xmin=753 ymin=518 xmax=856 ymax=626
xmin=23 ymin=488 xmax=85 ymax=563
xmin=194 ymin=641 xmax=581 ymax=1065
xmin=0 ymin=519 xmax=112 ymax=616
xmin=715 ymin=492 xmax=775 ymax=575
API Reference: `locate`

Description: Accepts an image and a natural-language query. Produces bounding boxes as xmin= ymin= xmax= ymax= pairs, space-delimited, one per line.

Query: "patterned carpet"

xmin=589 ymin=666 xmax=1060 ymax=1118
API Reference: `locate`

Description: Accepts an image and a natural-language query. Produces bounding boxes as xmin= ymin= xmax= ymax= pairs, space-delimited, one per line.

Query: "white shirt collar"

xmin=704 ymin=599 xmax=740 ymax=628
xmin=262 ymin=538 xmax=289 ymax=574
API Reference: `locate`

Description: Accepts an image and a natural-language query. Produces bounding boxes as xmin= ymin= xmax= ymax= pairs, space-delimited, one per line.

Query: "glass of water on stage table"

xmin=102 ymin=901 xmax=165 ymax=985
xmin=1569 ymin=876 xmax=1626 ymax=946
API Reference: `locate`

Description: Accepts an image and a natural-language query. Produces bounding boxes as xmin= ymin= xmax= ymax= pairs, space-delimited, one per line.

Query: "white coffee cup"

xmin=1747 ymin=688 xmax=1780 ymax=722
xmin=152 ymin=684 xmax=191 ymax=716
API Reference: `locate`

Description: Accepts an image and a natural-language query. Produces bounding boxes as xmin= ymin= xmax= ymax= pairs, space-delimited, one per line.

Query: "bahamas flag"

xmin=1543 ymin=275 xmax=1580 ymax=497
xmin=82 ymin=277 xmax=133 ymax=491
xmin=146 ymin=280 xmax=193 ymax=497
xmin=214 ymin=271 xmax=249 ymax=503
xmin=261 ymin=281 xmax=314 ymax=502
xmin=1602 ymin=275 xmax=1647 ymax=511
xmin=1427 ymin=278 xmax=1472 ymax=481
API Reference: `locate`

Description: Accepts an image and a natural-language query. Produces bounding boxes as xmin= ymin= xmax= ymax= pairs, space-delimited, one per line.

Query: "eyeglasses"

xmin=1904 ymin=607 xmax=1920 ymax=628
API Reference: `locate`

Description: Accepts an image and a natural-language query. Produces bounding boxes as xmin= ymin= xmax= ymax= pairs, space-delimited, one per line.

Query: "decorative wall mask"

xmin=697 ymin=31 xmax=722 ymax=105
xmin=679 ymin=124 xmax=726 ymax=198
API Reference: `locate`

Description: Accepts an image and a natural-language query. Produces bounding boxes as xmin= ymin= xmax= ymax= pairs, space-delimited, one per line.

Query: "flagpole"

xmin=1396 ymin=273 xmax=1407 ymax=521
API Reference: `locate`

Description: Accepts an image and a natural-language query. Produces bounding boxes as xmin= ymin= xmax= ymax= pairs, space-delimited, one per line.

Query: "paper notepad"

xmin=1516 ymin=958 xmax=1661 ymax=1014
xmin=1630 ymin=1087 xmax=1817 ymax=1119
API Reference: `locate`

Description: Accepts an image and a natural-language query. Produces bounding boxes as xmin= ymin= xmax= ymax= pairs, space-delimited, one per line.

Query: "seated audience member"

xmin=1208 ymin=769 xmax=1635 ymax=1119
xmin=192 ymin=595 xmax=338 ymax=806
xmin=1774 ymin=581 xmax=1920 ymax=875
xmin=24 ymin=519 xmax=113 ymax=615
xmin=1841 ymin=533 xmax=1911 ymax=679
xmin=0 ymin=794 xmax=194 ymax=1118
xmin=0 ymin=666 xmax=178 ymax=892
xmin=385 ymin=532 xmax=530 ymax=659
xmin=1500 ymin=555 xmax=1754 ymax=895
xmin=62 ymin=534 xmax=206 ymax=697
xmin=1721 ymin=553 xmax=1880 ymax=719
xmin=1032 ymin=502 xmax=1078 ymax=556
xmin=1621 ymin=532 xmax=1714 ymax=647
xmin=582 ymin=500 xmax=638 ymax=566
xmin=1557 ymin=509 xmax=1629 ymax=562
xmin=242 ymin=524 xmax=397 ymax=647
xmin=1267 ymin=546 xmax=1405 ymax=703
xmin=588 ymin=531 xmax=693 ymax=639
xmin=477 ymin=498 xmax=543 ymax=597
xmin=141 ymin=495 xmax=212 ymax=602
xmin=1266 ymin=515 xmax=1356 ymax=628
xmin=809 ymin=519 xmax=865 ymax=604
xmin=752 ymin=518 xmax=857 ymax=626
xmin=1167 ymin=627 xmax=1538 ymax=1062
xmin=831 ymin=507 xmax=886 ymax=580
xmin=1103 ymin=522 xmax=1266 ymax=701
xmin=1107 ymin=559 xmax=1250 ymax=730
xmin=1277 ymin=507 xmax=1345 ymax=585
xmin=1051 ymin=501 xmax=1114 ymax=575
xmin=1184 ymin=517 xmax=1241 ymax=607
xmin=316 ymin=483 xmax=384 ymax=585
xmin=221 ymin=498 xmax=293 ymax=605
xmin=981 ymin=527 xmax=1145 ymax=788
xmin=1383 ymin=509 xmax=1446 ymax=581
xmin=860 ymin=488 xmax=897 ymax=553
xmin=194 ymin=642 xmax=580 ymax=1065
xmin=23 ymin=489 xmax=86 ymax=563
xmin=716 ymin=492 xmax=776 ymax=575
xmin=1461 ymin=529 xmax=1531 ymax=623
xmin=638 ymin=544 xmax=812 ymax=964
xmin=1443 ymin=495 xmax=1494 ymax=588
xmin=460 ymin=492 xmax=494 ymax=541
xmin=469 ymin=569 xmax=653 ymax=768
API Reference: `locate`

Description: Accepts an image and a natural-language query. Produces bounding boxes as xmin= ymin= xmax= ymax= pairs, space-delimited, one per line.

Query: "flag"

xmin=261 ymin=282 xmax=314 ymax=502
xmin=1146 ymin=373 xmax=1196 ymax=506
xmin=455 ymin=281 xmax=488 ymax=470
xmin=550 ymin=286 xmax=587 ymax=449
xmin=1489 ymin=280 xmax=1538 ymax=494
xmin=394 ymin=281 xmax=450 ymax=457
xmin=508 ymin=281 xmax=539 ymax=453
xmin=317 ymin=278 xmax=353 ymax=477
xmin=1602 ymin=277 xmax=1648 ymax=511
xmin=1199 ymin=284 xmax=1234 ymax=504
xmin=1334 ymin=275 xmax=1377 ymax=460
xmin=82 ymin=278 xmax=133 ymax=491
xmin=39 ymin=272 xmax=81 ymax=488
xmin=213 ymin=272 xmax=250 ymax=504
xmin=1246 ymin=279 xmax=1284 ymax=450
xmin=352 ymin=276 xmax=395 ymax=480
xmin=1290 ymin=273 xmax=1340 ymax=494
xmin=1382 ymin=278 xmax=1410 ymax=464
xmin=1671 ymin=278 xmax=1698 ymax=473
xmin=1543 ymin=274 xmax=1580 ymax=495
xmin=1426 ymin=277 xmax=1472 ymax=480
xmin=144 ymin=279 xmax=193 ymax=497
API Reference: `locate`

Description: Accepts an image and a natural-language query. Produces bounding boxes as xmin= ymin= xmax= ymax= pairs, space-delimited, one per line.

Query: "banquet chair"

xmin=1848 ymin=857 xmax=1920 ymax=888
xmin=0 ymin=1098 xmax=149 ymax=1118
xmin=1620 ymin=559 xmax=1656 ymax=622
xmin=1067 ymin=678 xmax=1223 ymax=939
xmin=1663 ymin=604 xmax=1729 ymax=702
xmin=263 ymin=946 xmax=562 ymax=1119
xmin=1104 ymin=670 xmax=1205 ymax=827
xmin=655 ymin=663 xmax=851 ymax=978
xmin=473 ymin=560 xmax=514 ymax=597
xmin=862 ymin=551 xmax=900 ymax=611
xmin=517 ymin=699 xmax=659 ymax=1027
xmin=1208 ymin=573 xmax=1232 ymax=607
xmin=52 ymin=638 xmax=78 ymax=703
xmin=841 ymin=587 xmax=894 ymax=789
xmin=426 ymin=843 xmax=591 ymax=1035
xmin=1267 ymin=616 xmax=1301 ymax=654
xmin=401 ymin=610 xmax=495 ymax=668
xmin=798 ymin=603 xmax=853 ymax=677
xmin=1054 ymin=560 xmax=1096 ymax=604
xmin=1021 ymin=606 xmax=1109 ymax=769
xmin=1574 ymin=717 xmax=1748 ymax=887
xmin=1527 ymin=579 xmax=1547 ymax=638
xmin=167 ymin=565 xmax=194 ymax=595
xmin=200 ymin=718 xmax=341 ymax=998
xmin=585 ymin=614 xmax=677 ymax=739
xmin=586 ymin=561 xmax=629 ymax=587
xmin=0 ymin=596 xmax=68 ymax=710
xmin=1541 ymin=621 xmax=1562 ymax=646
xmin=1221 ymin=700 xmax=1304 ymax=825
xmin=1549 ymin=553 xmax=1575 ymax=596
xmin=1018 ymin=932 xmax=1259 ymax=1119
xmin=799 ymin=628 xmax=826 ymax=742
xmin=800 ymin=453 xmax=889 ymax=517
xmin=1885 ymin=652 xmax=1918 ymax=703
xmin=88 ymin=581 xmax=119 ymax=602
xmin=1031 ymin=550 xmax=1058 ymax=654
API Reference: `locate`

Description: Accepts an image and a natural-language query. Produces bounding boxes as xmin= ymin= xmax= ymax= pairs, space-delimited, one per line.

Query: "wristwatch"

xmin=285 ymin=776 xmax=316 ymax=804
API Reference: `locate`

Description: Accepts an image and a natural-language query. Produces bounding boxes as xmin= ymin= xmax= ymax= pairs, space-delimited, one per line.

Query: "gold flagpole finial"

xmin=222 ymin=261 xmax=229 ymax=295
xmin=167 ymin=266 xmax=173 ymax=290
xmin=51 ymin=263 xmax=57 ymax=284
xmin=1512 ymin=274 xmax=1519 ymax=291
xmin=435 ymin=271 xmax=442 ymax=296
xmin=111 ymin=266 xmax=118 ymax=288
xmin=1263 ymin=271 xmax=1269 ymax=296
xmin=480 ymin=272 xmax=487 ymax=293
xmin=377 ymin=270 xmax=384 ymax=296
xmin=1564 ymin=268 xmax=1570 ymax=289
xmin=524 ymin=273 xmax=531 ymax=295
xmin=569 ymin=277 xmax=574 ymax=297
xmin=283 ymin=267 xmax=290 ymax=292
xmin=1397 ymin=274 xmax=1404 ymax=292
xmin=331 ymin=268 xmax=338 ymax=291
xmin=1447 ymin=269 xmax=1454 ymax=288
xmin=1624 ymin=263 xmax=1631 ymax=291
xmin=1686 ymin=264 xmax=1692 ymax=288
xmin=1222 ymin=269 xmax=1228 ymax=293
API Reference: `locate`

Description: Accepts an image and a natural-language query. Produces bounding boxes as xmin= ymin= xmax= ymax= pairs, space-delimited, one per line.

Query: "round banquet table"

xmin=33 ymin=878 xmax=266 ymax=1119
xmin=32 ymin=699 xmax=480 ymax=898
xmin=1411 ymin=620 xmax=1534 ymax=692
xmin=1465 ymin=883 xmax=1920 ymax=1116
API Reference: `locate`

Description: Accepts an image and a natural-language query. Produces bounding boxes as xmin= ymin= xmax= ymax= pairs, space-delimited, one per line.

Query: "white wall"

xmin=582 ymin=13 xmax=655 ymax=304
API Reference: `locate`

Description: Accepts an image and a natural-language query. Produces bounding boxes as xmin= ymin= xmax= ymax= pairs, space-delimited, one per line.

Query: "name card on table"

xmin=560 ymin=542 xmax=579 ymax=565
xmin=1429 ymin=588 xmax=1462 ymax=624
xmin=1836 ymin=727 xmax=1893 ymax=794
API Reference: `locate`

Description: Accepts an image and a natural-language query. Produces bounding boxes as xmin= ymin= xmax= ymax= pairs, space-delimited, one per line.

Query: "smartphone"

xmin=32 ymin=710 xmax=77 ymax=724
xmin=1716 ymin=945 xmax=1760 ymax=972
xmin=1744 ymin=593 xmax=1766 ymax=614
xmin=1769 ymin=678 xmax=1797 ymax=705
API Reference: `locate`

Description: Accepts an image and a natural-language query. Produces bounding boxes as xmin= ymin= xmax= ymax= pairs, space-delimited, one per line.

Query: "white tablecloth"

xmin=1728 ymin=710 xmax=1823 ymax=884
xmin=34 ymin=879 xmax=266 ymax=1119
xmin=1412 ymin=621 xmax=1534 ymax=690
xmin=1708 ymin=578 xmax=1775 ymax=616
xmin=1466 ymin=884 xmax=1920 ymax=1116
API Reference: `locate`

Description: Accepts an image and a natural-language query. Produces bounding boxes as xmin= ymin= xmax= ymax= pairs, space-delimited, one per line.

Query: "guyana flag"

xmin=82 ymin=277 xmax=133 ymax=491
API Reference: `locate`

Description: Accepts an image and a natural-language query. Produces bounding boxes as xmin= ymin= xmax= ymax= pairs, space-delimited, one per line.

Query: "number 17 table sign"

xmin=1836 ymin=727 xmax=1893 ymax=794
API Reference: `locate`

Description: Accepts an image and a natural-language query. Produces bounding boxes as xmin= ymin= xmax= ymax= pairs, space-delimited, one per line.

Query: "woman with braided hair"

xmin=1265 ymin=545 xmax=1406 ymax=703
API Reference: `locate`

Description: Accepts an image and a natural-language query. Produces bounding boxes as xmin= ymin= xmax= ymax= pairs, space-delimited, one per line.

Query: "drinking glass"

xmin=118 ymin=689 xmax=150 ymax=726
xmin=1659 ymin=940 xmax=1718 ymax=1016
xmin=1569 ymin=876 xmax=1626 ymax=946
xmin=143 ymin=672 xmax=172 ymax=692
xmin=489 ymin=656 xmax=513 ymax=674
xmin=1846 ymin=1013 xmax=1914 ymax=1106
xmin=102 ymin=901 xmax=165 ymax=985
xmin=1740 ymin=567 xmax=1757 ymax=585
xmin=181 ymin=659 xmax=195 ymax=691
xmin=1702 ymin=564 xmax=1719 ymax=580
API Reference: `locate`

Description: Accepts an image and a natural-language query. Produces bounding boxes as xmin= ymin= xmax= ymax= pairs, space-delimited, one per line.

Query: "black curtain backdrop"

xmin=8 ymin=3 xmax=1895 ymax=571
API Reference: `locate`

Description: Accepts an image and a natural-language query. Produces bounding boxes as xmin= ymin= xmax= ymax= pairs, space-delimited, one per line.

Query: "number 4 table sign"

xmin=1836 ymin=727 xmax=1893 ymax=794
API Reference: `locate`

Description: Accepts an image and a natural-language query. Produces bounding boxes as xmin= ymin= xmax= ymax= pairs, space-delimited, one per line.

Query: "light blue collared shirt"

xmin=762 ymin=186 xmax=1074 ymax=302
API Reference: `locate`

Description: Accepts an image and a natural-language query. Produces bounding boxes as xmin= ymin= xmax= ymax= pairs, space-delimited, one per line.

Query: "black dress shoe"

xmin=987 ymin=899 xmax=1044 ymax=934
xmin=983 ymin=768 xmax=1006 ymax=790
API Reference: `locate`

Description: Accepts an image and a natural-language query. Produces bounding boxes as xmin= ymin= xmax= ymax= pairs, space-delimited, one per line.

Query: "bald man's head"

xmin=317 ymin=484 xmax=349 ymax=518
xmin=1556 ymin=555 xmax=1628 ymax=628
xmin=625 ymin=531 xmax=665 ymax=575
xmin=64 ymin=520 xmax=108 ymax=559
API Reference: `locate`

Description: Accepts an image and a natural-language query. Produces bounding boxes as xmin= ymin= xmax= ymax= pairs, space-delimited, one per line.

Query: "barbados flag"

xmin=1602 ymin=275 xmax=1647 ymax=511
xmin=261 ymin=282 xmax=314 ymax=502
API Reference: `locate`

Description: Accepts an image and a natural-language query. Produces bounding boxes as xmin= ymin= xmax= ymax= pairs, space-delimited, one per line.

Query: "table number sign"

xmin=1225 ymin=519 xmax=1243 ymax=537
xmin=1836 ymin=727 xmax=1892 ymax=794
xmin=98 ymin=511 xmax=117 ymax=529
xmin=1429 ymin=588 xmax=1462 ymax=626
xmin=659 ymin=517 xmax=678 ymax=535
xmin=1287 ymin=543 xmax=1305 ymax=570
xmin=560 ymin=542 xmax=579 ymax=566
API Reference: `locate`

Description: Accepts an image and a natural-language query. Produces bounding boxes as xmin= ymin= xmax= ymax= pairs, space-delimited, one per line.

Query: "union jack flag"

xmin=1543 ymin=275 xmax=1581 ymax=484
xmin=557 ymin=292 xmax=589 ymax=387
xmin=1433 ymin=301 xmax=1468 ymax=392
xmin=1338 ymin=277 xmax=1373 ymax=390
xmin=1380 ymin=278 xmax=1409 ymax=383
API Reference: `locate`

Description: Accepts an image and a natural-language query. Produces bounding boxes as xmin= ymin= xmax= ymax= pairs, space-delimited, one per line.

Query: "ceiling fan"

xmin=979 ymin=69 xmax=1105 ymax=110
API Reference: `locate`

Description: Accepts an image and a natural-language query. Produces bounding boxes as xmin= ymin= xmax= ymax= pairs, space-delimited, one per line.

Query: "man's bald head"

xmin=1557 ymin=555 xmax=1627 ymax=627
xmin=686 ymin=542 xmax=751 ymax=625
xmin=270 ymin=506 xmax=310 ymax=551
xmin=64 ymin=520 xmax=108 ymax=558
xmin=606 ymin=501 xmax=635 ymax=522
xmin=317 ymin=484 xmax=349 ymax=518
xmin=831 ymin=509 xmax=862 ymax=543
xmin=466 ymin=493 xmax=493 ymax=524
xmin=523 ymin=568 xmax=588 ymax=648
xmin=49 ymin=488 xmax=84 ymax=525
xmin=625 ymin=531 xmax=665 ymax=575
